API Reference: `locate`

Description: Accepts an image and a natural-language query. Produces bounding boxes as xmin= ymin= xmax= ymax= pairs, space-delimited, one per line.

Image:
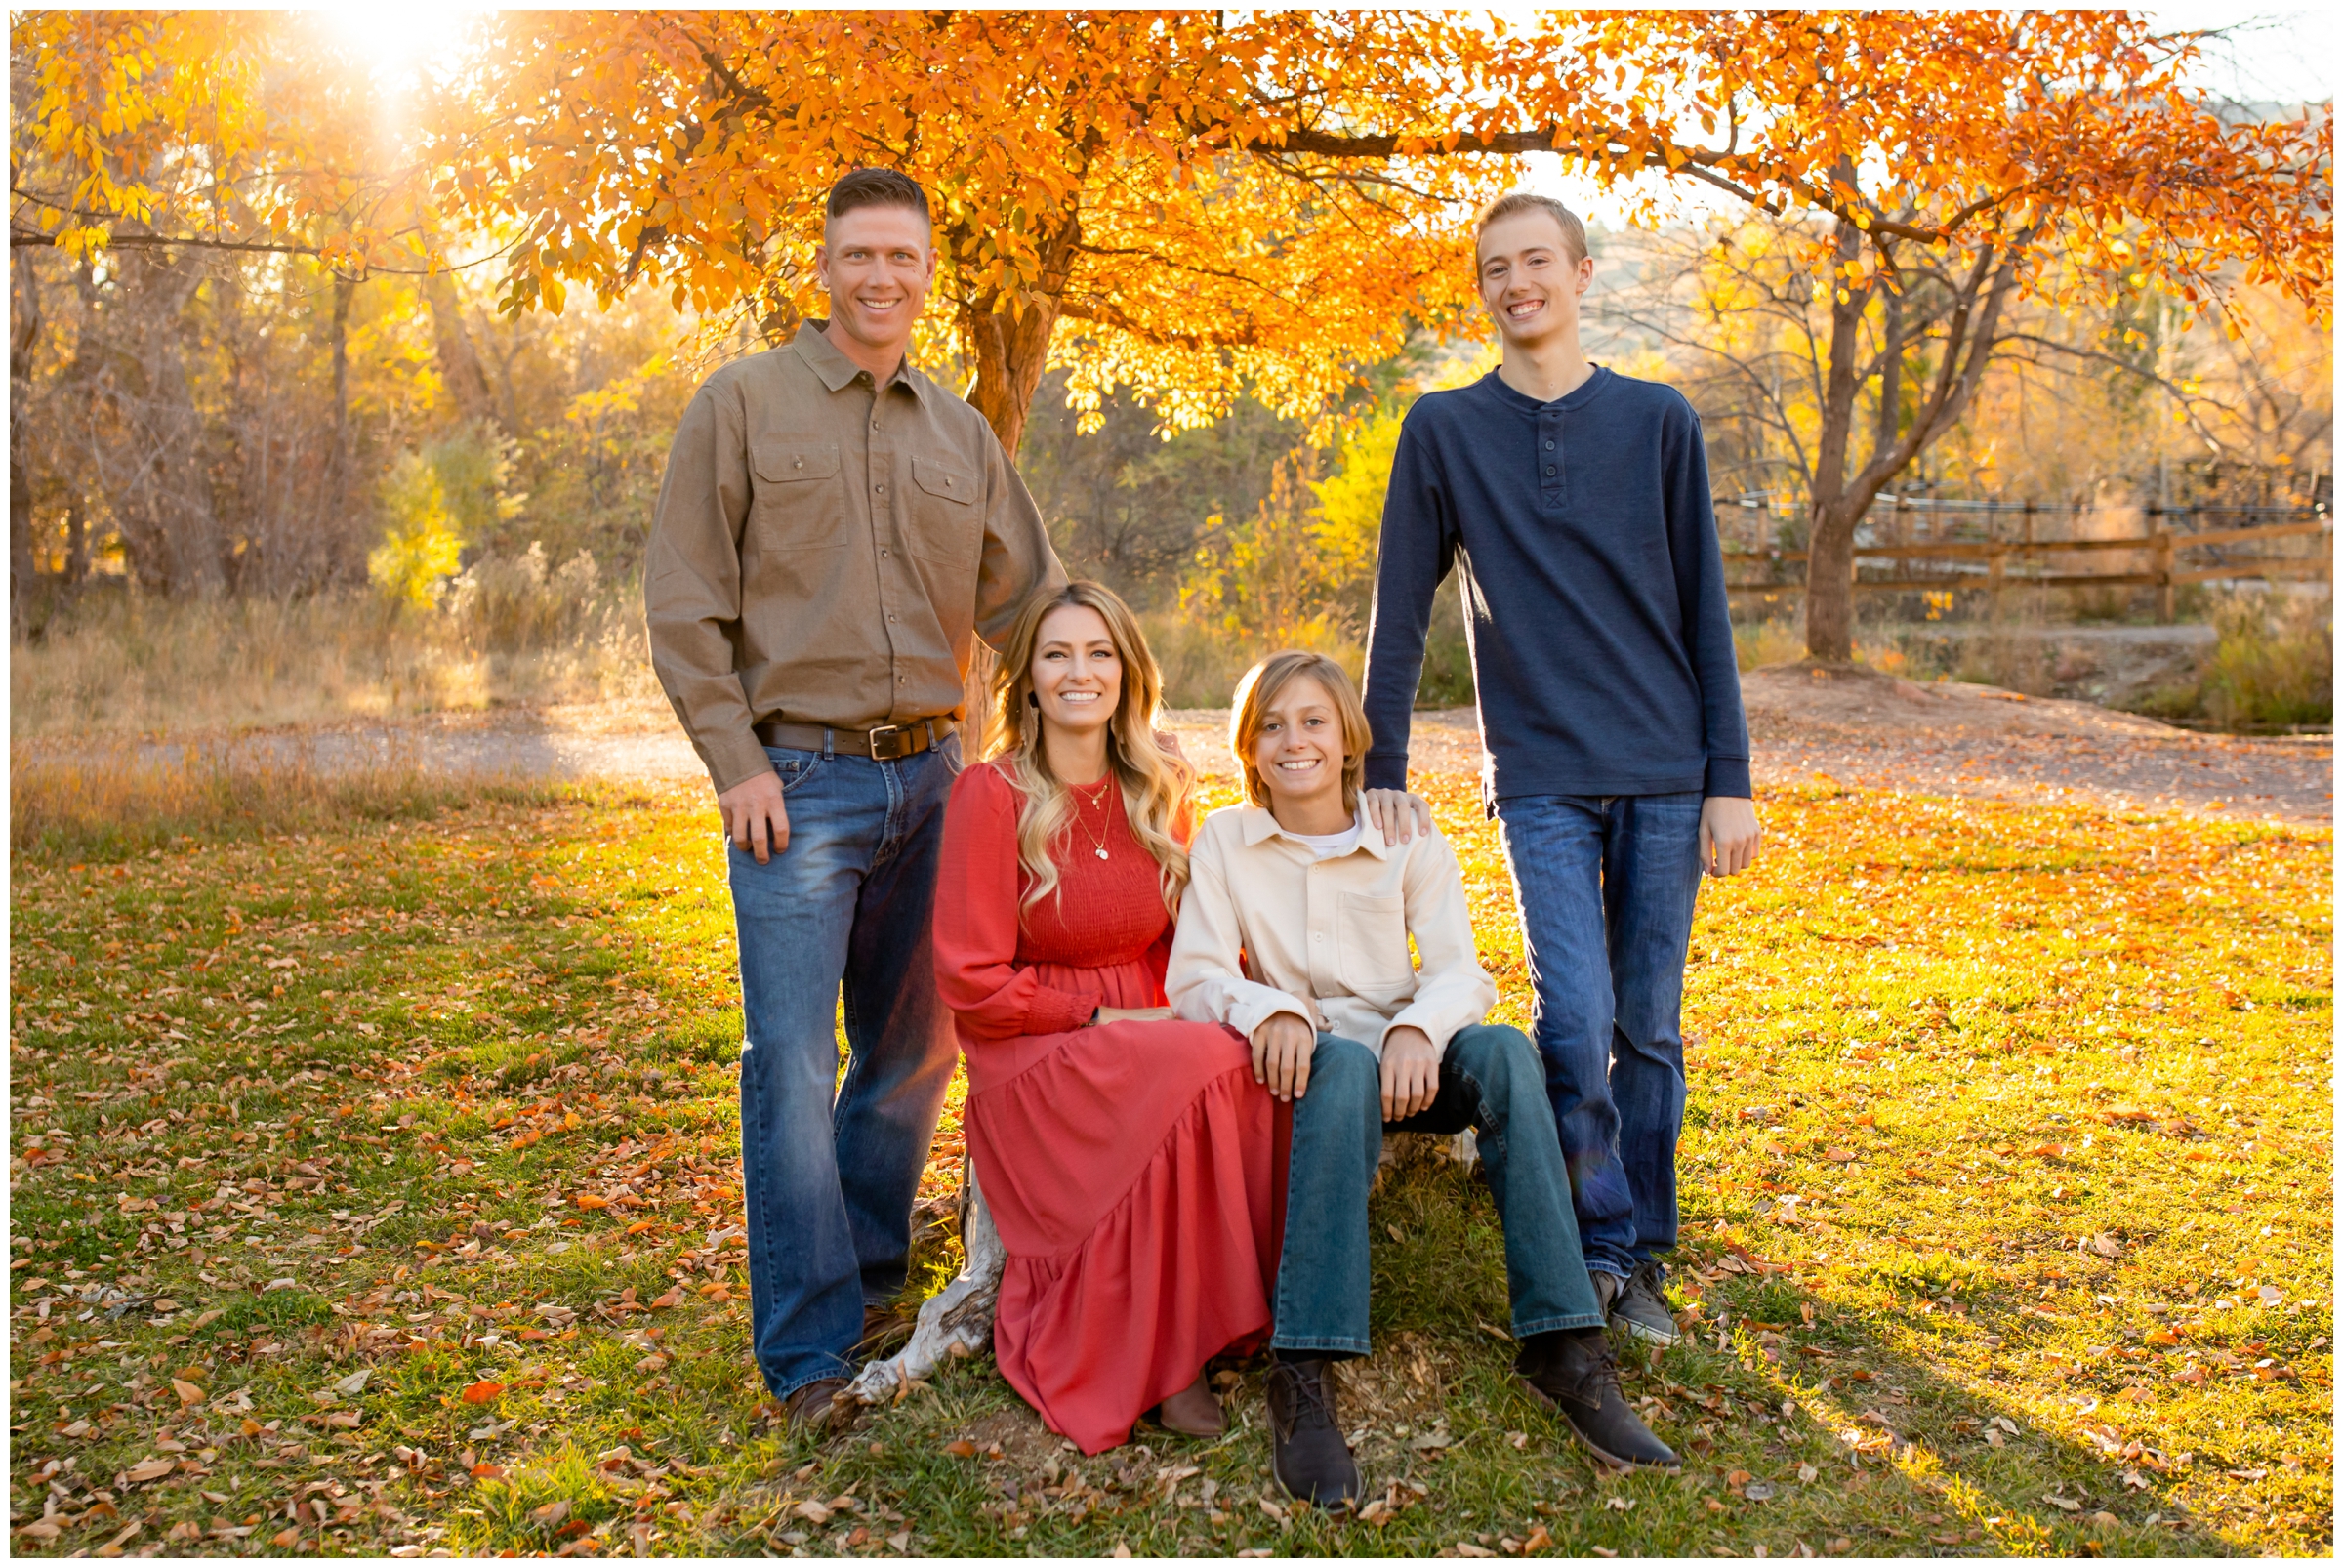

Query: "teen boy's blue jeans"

xmin=727 ymin=737 xmax=961 ymax=1399
xmin=1269 ymin=1025 xmax=1608 ymax=1355
xmin=1493 ymin=792 xmax=1706 ymax=1281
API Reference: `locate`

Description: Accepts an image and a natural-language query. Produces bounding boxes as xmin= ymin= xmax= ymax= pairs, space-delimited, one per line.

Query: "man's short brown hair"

xmin=825 ymin=167 xmax=930 ymax=227
xmin=1229 ymin=650 xmax=1374 ymax=810
xmin=1474 ymin=191 xmax=1587 ymax=267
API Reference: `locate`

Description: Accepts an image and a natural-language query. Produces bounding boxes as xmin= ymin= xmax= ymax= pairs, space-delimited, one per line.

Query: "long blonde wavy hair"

xmin=987 ymin=581 xmax=1194 ymax=917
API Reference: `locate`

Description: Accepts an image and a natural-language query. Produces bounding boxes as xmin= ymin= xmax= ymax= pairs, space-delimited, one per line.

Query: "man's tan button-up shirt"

xmin=645 ymin=321 xmax=1066 ymax=794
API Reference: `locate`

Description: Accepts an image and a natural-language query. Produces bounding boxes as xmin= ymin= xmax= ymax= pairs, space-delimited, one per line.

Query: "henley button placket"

xmin=1540 ymin=413 xmax=1564 ymax=508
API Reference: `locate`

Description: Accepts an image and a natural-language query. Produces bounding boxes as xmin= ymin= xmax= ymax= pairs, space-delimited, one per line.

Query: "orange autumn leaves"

xmin=441 ymin=11 xmax=2327 ymax=458
xmin=17 ymin=13 xmax=2323 ymax=473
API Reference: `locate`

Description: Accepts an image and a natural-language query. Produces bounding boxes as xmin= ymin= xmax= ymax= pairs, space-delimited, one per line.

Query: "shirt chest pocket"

xmin=750 ymin=439 xmax=843 ymax=553
xmin=1335 ymin=891 xmax=1414 ymax=995
xmin=906 ymin=455 xmax=979 ymax=564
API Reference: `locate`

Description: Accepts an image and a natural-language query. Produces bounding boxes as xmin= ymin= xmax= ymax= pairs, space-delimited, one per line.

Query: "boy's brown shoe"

xmin=1515 ymin=1331 xmax=1679 ymax=1470
xmin=1264 ymin=1358 xmax=1361 ymax=1506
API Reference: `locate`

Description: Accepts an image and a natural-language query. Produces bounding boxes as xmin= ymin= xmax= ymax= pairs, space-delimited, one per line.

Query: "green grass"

xmin=8 ymin=770 xmax=2331 ymax=1557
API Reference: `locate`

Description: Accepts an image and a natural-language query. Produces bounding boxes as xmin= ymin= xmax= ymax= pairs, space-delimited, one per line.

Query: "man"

xmin=645 ymin=167 xmax=1066 ymax=1430
xmin=1359 ymin=191 xmax=1762 ymax=1348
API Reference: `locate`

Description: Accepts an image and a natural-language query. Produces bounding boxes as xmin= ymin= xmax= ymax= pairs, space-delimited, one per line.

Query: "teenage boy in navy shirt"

xmin=1358 ymin=192 xmax=1762 ymax=1347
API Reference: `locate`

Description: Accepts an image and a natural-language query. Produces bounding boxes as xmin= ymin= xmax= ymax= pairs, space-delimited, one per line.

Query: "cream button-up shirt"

xmin=1167 ymin=804 xmax=1498 ymax=1060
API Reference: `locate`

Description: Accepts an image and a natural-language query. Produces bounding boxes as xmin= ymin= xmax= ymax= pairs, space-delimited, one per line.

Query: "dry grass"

xmin=9 ymin=736 xmax=567 ymax=862
xmin=9 ymin=587 xmax=659 ymax=740
xmin=8 ymin=763 xmax=2329 ymax=1558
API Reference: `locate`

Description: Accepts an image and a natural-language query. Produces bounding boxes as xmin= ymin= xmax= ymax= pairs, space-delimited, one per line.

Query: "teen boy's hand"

xmin=1379 ymin=1025 xmax=1442 ymax=1121
xmin=1360 ymin=788 xmax=1434 ymax=846
xmin=1700 ymin=796 xmax=1761 ymax=876
xmin=1251 ymin=1011 xmax=1317 ymax=1102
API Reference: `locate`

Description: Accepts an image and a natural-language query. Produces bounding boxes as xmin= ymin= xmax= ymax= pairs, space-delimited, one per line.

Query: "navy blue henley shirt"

xmin=1360 ymin=365 xmax=1751 ymax=803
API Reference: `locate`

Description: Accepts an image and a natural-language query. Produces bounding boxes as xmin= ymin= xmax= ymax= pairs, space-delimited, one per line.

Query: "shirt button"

xmin=886 ymin=613 xmax=897 ymax=623
xmin=880 ymin=549 xmax=890 ymax=558
xmin=875 ymin=483 xmax=886 ymax=494
xmin=898 ymin=677 xmax=907 ymax=685
xmin=1545 ymin=465 xmax=1557 ymax=475
xmin=1544 ymin=440 xmax=1555 ymax=450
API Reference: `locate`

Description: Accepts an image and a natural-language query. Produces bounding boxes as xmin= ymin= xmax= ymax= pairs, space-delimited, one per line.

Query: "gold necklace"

xmin=1070 ymin=778 xmax=1113 ymax=861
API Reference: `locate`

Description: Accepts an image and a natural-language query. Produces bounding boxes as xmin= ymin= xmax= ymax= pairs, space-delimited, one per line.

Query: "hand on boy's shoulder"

xmin=1360 ymin=787 xmax=1436 ymax=846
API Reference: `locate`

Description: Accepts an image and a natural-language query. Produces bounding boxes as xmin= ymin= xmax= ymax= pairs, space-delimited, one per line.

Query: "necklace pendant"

xmin=1095 ymin=846 xmax=1110 ymax=860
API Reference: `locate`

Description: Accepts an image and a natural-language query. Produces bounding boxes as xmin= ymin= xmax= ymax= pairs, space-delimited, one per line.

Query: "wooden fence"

xmin=1718 ymin=499 xmax=2331 ymax=621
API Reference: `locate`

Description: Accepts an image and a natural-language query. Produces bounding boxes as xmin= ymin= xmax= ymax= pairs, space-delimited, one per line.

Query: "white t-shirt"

xmin=1286 ymin=815 xmax=1363 ymax=861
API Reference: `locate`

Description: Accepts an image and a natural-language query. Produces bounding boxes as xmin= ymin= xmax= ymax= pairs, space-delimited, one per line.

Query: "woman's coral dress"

xmin=932 ymin=760 xmax=1280 ymax=1454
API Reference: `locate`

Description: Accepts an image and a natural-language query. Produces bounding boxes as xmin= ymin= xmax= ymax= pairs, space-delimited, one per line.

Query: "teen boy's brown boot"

xmin=1264 ymin=1357 xmax=1361 ymax=1506
xmin=1515 ymin=1330 xmax=1679 ymax=1470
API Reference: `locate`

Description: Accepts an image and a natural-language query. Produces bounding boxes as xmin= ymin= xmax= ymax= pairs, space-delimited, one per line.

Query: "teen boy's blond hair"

xmin=1228 ymin=651 xmax=1373 ymax=810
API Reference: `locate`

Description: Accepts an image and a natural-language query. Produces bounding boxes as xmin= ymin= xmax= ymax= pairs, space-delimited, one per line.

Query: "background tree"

xmin=9 ymin=11 xmax=448 ymax=600
xmin=449 ymin=11 xmax=2327 ymax=667
xmin=1518 ymin=12 xmax=2331 ymax=659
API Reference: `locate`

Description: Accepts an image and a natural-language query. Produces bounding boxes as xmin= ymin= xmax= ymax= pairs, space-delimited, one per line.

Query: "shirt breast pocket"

xmin=907 ymin=455 xmax=979 ymax=564
xmin=1336 ymin=892 xmax=1414 ymax=996
xmin=750 ymin=439 xmax=843 ymax=553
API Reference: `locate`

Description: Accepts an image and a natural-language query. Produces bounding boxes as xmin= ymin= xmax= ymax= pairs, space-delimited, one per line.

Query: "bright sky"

xmin=1520 ymin=6 xmax=2337 ymax=232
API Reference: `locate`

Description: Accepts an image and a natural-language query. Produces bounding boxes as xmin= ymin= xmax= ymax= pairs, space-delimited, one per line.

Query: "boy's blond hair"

xmin=1474 ymin=190 xmax=1588 ymax=267
xmin=1229 ymin=651 xmax=1374 ymax=810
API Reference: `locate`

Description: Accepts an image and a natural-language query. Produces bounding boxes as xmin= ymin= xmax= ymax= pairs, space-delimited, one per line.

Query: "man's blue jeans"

xmin=728 ymin=737 xmax=961 ymax=1399
xmin=1270 ymin=1025 xmax=1607 ymax=1355
xmin=1493 ymin=792 xmax=1706 ymax=1281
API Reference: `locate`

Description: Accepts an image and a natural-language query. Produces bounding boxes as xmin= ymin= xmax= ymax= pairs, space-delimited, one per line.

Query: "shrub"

xmin=368 ymin=453 xmax=466 ymax=608
xmin=2201 ymin=590 xmax=2332 ymax=728
xmin=446 ymin=541 xmax=608 ymax=651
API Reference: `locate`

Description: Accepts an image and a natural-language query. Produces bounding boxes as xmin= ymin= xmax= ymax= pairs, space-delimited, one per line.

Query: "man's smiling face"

xmin=1476 ymin=209 xmax=1593 ymax=351
xmin=815 ymin=204 xmax=937 ymax=359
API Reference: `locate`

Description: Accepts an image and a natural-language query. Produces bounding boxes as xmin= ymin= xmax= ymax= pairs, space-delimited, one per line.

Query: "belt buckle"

xmin=867 ymin=722 xmax=910 ymax=761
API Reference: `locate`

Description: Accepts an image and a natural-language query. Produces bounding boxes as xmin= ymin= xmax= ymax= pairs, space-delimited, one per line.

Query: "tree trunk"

xmin=1802 ymin=207 xmax=1870 ymax=662
xmin=956 ymin=214 xmax=1083 ymax=462
xmin=121 ymin=249 xmax=227 ymax=598
xmin=329 ymin=273 xmax=355 ymax=522
xmin=420 ymin=271 xmax=500 ymax=432
xmin=1873 ymin=286 xmax=1903 ymax=467
xmin=10 ymin=253 xmax=42 ymax=628
xmin=952 ymin=215 xmax=1083 ymax=745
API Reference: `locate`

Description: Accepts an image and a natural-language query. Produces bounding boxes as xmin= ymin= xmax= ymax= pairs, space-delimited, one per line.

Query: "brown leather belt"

xmin=753 ymin=716 xmax=955 ymax=761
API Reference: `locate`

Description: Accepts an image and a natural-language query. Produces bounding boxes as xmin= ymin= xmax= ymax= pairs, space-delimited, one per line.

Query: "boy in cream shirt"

xmin=1168 ymin=652 xmax=1676 ymax=1505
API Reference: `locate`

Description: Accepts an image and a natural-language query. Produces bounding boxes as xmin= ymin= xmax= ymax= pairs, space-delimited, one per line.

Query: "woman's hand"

xmin=1380 ymin=1025 xmax=1442 ymax=1121
xmin=1250 ymin=1011 xmax=1317 ymax=1103
xmin=1091 ymin=1006 xmax=1173 ymax=1025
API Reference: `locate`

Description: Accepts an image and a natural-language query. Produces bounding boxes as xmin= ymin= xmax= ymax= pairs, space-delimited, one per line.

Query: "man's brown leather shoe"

xmin=783 ymin=1377 xmax=858 ymax=1436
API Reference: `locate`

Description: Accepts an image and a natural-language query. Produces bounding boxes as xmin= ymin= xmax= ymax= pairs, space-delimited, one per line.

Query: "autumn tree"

xmin=9 ymin=12 xmax=453 ymax=598
xmin=1522 ymin=13 xmax=2330 ymax=658
xmin=448 ymin=10 xmax=2327 ymax=666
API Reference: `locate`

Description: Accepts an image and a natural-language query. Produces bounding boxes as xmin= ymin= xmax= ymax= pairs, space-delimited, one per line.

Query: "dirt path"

xmin=27 ymin=670 xmax=2327 ymax=825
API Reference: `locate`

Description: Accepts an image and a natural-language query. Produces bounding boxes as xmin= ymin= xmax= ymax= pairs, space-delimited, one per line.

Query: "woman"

xmin=931 ymin=581 xmax=1280 ymax=1455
